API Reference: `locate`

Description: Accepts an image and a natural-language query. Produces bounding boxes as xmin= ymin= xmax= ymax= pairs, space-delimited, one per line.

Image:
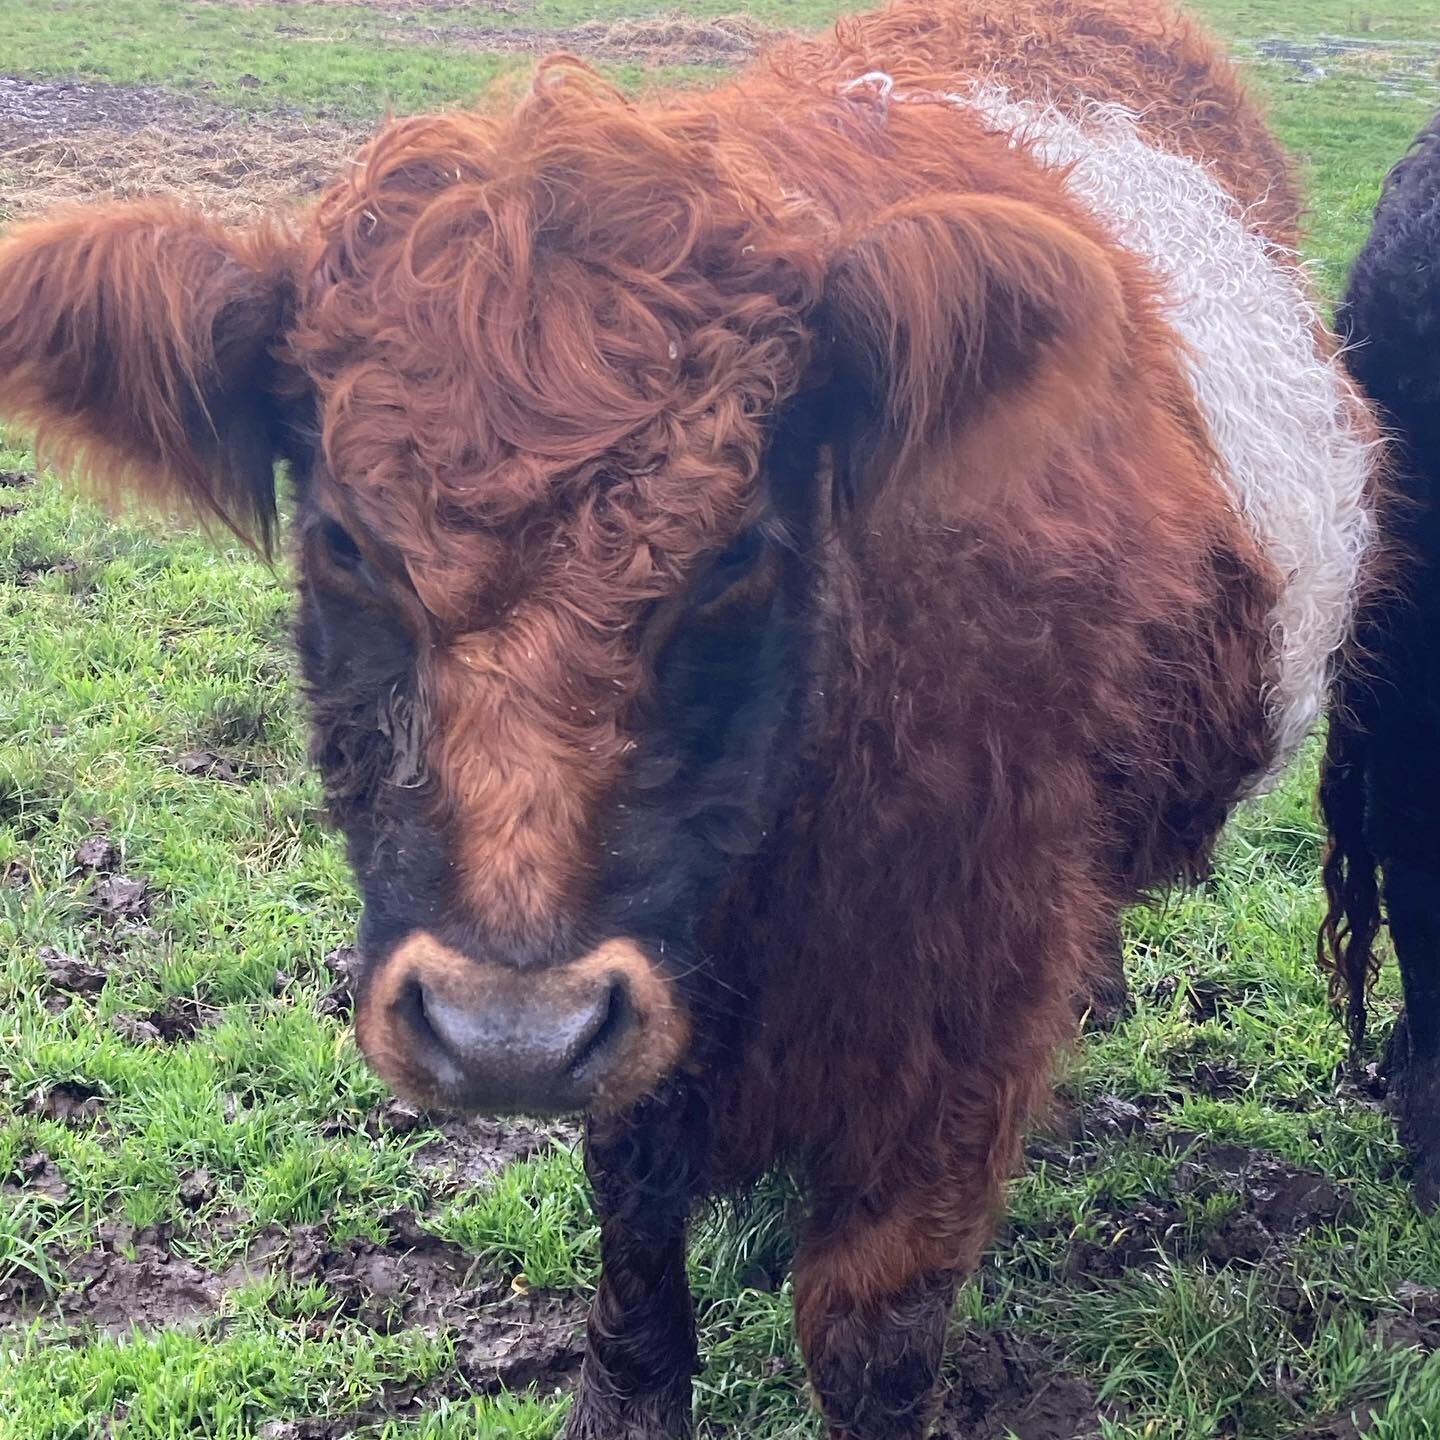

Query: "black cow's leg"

xmin=563 ymin=1086 xmax=703 ymax=1440
xmin=1381 ymin=857 xmax=1440 ymax=1207
xmin=1360 ymin=661 xmax=1440 ymax=1209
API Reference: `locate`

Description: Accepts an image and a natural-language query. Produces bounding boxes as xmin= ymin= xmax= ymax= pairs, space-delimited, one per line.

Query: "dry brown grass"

xmin=1 ymin=120 xmax=362 ymax=221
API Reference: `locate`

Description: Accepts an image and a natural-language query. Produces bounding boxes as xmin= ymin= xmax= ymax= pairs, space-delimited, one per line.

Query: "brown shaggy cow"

xmin=0 ymin=1 xmax=1375 ymax=1434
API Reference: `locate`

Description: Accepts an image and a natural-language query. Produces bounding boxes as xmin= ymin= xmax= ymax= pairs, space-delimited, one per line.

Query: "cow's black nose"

xmin=400 ymin=966 xmax=632 ymax=1114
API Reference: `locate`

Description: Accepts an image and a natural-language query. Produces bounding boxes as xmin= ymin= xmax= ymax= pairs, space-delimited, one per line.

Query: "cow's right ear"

xmin=0 ymin=200 xmax=299 ymax=553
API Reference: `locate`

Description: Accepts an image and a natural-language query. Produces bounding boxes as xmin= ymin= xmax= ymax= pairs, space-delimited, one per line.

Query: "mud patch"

xmin=413 ymin=1113 xmax=580 ymax=1191
xmin=260 ymin=1209 xmax=503 ymax=1332
xmin=251 ymin=1211 xmax=586 ymax=1410
xmin=1 ymin=74 xmax=240 ymax=143
xmin=60 ymin=1222 xmax=232 ymax=1333
xmin=376 ymin=12 xmax=778 ymax=67
xmin=0 ymin=1218 xmax=274 ymax=1333
xmin=112 ymin=993 xmax=221 ymax=1044
xmin=1 ymin=76 xmax=363 ymax=220
xmin=1173 ymin=1052 xmax=1250 ymax=1100
xmin=316 ymin=943 xmax=362 ymax=1020
xmin=21 ymin=1079 xmax=105 ymax=1126
xmin=38 ymin=944 xmax=107 ymax=997
xmin=1025 ymin=1092 xmax=1146 ymax=1168
xmin=15 ymin=552 xmax=81 ymax=588
xmin=1060 ymin=1141 xmax=1354 ymax=1282
xmin=176 ymin=746 xmax=259 ymax=784
xmin=255 ymin=1286 xmax=584 ymax=1436
xmin=1294 ymin=1407 xmax=1379 ymax=1439
xmin=935 ymin=1325 xmax=1111 ymax=1440
xmin=1 ymin=1202 xmax=583 ymax=1363
xmin=1247 ymin=36 xmax=1440 ymax=99
xmin=221 ymin=0 xmax=532 ymax=11
xmin=72 ymin=832 xmax=120 ymax=875
xmin=86 ymin=871 xmax=150 ymax=924
xmin=2 ymin=1150 xmax=70 ymax=1203
xmin=1144 ymin=967 xmax=1263 ymax=1025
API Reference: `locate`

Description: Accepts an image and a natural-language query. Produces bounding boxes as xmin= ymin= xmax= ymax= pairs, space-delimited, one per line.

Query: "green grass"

xmin=1 ymin=1 xmax=1439 ymax=1437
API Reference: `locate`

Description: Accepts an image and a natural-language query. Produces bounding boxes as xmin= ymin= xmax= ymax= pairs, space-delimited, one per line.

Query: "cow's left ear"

xmin=817 ymin=191 xmax=1127 ymax=510
xmin=0 ymin=200 xmax=298 ymax=552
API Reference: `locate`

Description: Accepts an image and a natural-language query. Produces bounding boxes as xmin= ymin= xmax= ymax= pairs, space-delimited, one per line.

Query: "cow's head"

xmin=0 ymin=72 xmax=1123 ymax=1115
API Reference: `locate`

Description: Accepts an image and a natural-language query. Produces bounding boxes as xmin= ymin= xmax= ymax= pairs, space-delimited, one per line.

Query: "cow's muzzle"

xmin=354 ymin=932 xmax=690 ymax=1115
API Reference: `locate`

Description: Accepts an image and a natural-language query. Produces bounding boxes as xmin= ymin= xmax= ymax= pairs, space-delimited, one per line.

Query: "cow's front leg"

xmin=793 ymin=1180 xmax=989 ymax=1439
xmin=563 ymin=1086 xmax=703 ymax=1440
xmin=794 ymin=1081 xmax=1028 ymax=1439
xmin=797 ymin=1253 xmax=955 ymax=1440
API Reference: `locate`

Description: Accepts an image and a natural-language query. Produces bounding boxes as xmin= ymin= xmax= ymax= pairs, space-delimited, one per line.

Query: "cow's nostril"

xmin=398 ymin=976 xmax=431 ymax=1041
xmin=566 ymin=978 xmax=631 ymax=1082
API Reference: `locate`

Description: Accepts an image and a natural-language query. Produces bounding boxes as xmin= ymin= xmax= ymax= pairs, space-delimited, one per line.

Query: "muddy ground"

xmin=5 ymin=1040 xmax=1414 ymax=1437
xmin=0 ymin=75 xmax=363 ymax=219
xmin=1248 ymin=34 xmax=1440 ymax=98
xmin=367 ymin=14 xmax=777 ymax=67
xmin=0 ymin=840 xmax=1409 ymax=1438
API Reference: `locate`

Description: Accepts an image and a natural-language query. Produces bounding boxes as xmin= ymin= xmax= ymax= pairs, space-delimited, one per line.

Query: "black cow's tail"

xmin=1317 ymin=696 xmax=1383 ymax=1058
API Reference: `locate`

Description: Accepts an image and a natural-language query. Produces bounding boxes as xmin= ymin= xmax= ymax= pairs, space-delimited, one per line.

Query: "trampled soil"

xmin=6 ymin=1084 xmax=1418 ymax=1436
xmin=0 ymin=13 xmax=787 ymax=216
xmin=0 ymin=75 xmax=362 ymax=219
xmin=1250 ymin=35 xmax=1440 ymax=98
xmin=935 ymin=1327 xmax=1113 ymax=1439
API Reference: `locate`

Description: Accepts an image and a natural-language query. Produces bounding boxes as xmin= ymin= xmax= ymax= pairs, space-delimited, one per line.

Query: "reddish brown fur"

xmin=0 ymin=3 xmax=1308 ymax=1433
xmin=776 ymin=0 xmax=1300 ymax=247
xmin=0 ymin=199 xmax=295 ymax=547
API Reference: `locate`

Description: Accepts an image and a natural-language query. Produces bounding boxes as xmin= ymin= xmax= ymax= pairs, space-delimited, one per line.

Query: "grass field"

xmin=1 ymin=2 xmax=1439 ymax=1437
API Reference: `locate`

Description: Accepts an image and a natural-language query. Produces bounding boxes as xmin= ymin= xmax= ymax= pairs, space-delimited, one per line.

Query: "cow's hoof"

xmin=562 ymin=1386 xmax=694 ymax=1440
xmin=1385 ymin=1018 xmax=1440 ymax=1211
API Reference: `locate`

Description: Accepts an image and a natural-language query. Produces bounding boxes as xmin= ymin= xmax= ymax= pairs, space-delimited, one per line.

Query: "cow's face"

xmin=0 ymin=71 xmax=1125 ymax=1115
xmin=284 ymin=245 xmax=832 ymax=1114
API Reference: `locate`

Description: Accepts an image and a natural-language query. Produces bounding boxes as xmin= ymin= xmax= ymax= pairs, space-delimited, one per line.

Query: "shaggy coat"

xmin=1321 ymin=105 xmax=1440 ymax=1204
xmin=0 ymin=1 xmax=1375 ymax=1434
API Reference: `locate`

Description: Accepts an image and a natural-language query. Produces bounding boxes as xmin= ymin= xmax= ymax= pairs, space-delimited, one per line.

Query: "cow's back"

xmin=769 ymin=0 xmax=1300 ymax=247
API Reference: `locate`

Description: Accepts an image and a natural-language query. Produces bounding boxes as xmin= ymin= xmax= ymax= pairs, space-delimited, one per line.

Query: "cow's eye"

xmin=320 ymin=518 xmax=365 ymax=571
xmin=689 ymin=528 xmax=768 ymax=611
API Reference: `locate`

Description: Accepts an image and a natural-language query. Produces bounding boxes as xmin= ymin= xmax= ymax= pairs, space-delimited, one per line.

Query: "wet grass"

xmin=1 ymin=2 xmax=1439 ymax=1438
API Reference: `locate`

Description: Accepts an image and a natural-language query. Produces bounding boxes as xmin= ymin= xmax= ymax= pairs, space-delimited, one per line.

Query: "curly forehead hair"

xmin=287 ymin=65 xmax=832 ymax=628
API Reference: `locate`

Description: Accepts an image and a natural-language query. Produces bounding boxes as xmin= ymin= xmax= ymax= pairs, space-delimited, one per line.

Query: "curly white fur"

xmin=958 ymin=87 xmax=1376 ymax=784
